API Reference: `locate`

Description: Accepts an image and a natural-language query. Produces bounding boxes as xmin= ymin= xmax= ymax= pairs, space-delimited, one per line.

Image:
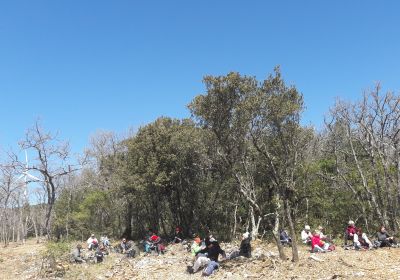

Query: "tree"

xmin=248 ymin=67 xmax=311 ymax=262
xmin=326 ymin=85 xmax=400 ymax=231
xmin=19 ymin=121 xmax=77 ymax=238
xmin=190 ymin=68 xmax=308 ymax=261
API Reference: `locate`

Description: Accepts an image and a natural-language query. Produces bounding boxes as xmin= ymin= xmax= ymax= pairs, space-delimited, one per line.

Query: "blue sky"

xmin=1 ymin=0 xmax=399 ymax=155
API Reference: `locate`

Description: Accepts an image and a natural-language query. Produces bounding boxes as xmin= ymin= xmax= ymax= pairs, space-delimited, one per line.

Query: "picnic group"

xmin=71 ymin=221 xmax=398 ymax=277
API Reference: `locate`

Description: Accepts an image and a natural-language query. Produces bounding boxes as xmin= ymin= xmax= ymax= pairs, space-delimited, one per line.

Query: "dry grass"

xmin=1 ymin=239 xmax=400 ymax=279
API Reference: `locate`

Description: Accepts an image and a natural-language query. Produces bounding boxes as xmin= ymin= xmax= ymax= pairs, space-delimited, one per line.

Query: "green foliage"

xmin=43 ymin=241 xmax=71 ymax=260
xmin=52 ymin=69 xmax=399 ymax=245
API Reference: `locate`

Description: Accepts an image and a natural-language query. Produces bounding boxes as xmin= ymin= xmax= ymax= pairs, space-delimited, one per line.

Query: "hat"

xmin=243 ymin=232 xmax=250 ymax=239
xmin=91 ymin=233 xmax=95 ymax=237
xmin=304 ymin=225 xmax=310 ymax=231
xmin=348 ymin=220 xmax=355 ymax=225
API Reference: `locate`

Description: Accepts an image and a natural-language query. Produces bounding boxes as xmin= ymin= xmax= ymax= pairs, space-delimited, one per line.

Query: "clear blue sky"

xmin=1 ymin=0 xmax=399 ymax=155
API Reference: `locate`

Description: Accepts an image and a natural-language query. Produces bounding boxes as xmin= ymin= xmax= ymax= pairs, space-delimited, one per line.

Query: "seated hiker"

xmin=344 ymin=220 xmax=357 ymax=246
xmin=280 ymin=229 xmax=292 ymax=246
xmin=318 ymin=226 xmax=333 ymax=243
xmin=228 ymin=232 xmax=252 ymax=259
xmin=188 ymin=237 xmax=226 ymax=276
xmin=301 ymin=225 xmax=312 ymax=245
xmin=377 ymin=226 xmax=397 ymax=247
xmin=95 ymin=245 xmax=104 ymax=263
xmin=120 ymin=238 xmax=136 ymax=257
xmin=143 ymin=229 xmax=153 ymax=253
xmin=101 ymin=235 xmax=111 ymax=248
xmin=354 ymin=228 xmax=373 ymax=250
xmin=72 ymin=244 xmax=85 ymax=263
xmin=173 ymin=226 xmax=184 ymax=243
xmin=311 ymin=230 xmax=331 ymax=253
xmin=191 ymin=236 xmax=202 ymax=256
xmin=121 ymin=238 xmax=129 ymax=252
xmin=150 ymin=232 xmax=165 ymax=255
xmin=87 ymin=233 xmax=99 ymax=250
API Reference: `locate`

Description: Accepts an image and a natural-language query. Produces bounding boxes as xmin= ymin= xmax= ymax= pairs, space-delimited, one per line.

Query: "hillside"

xmin=1 ymin=239 xmax=400 ymax=280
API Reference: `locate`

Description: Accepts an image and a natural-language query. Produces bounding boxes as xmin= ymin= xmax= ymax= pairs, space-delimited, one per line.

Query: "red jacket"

xmin=346 ymin=225 xmax=357 ymax=236
xmin=311 ymin=234 xmax=324 ymax=250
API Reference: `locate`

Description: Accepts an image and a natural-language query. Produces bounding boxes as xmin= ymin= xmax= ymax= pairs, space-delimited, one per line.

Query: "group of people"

xmin=72 ymin=228 xmax=253 ymax=277
xmin=345 ymin=220 xmax=397 ymax=249
xmin=187 ymin=231 xmax=252 ymax=276
xmin=73 ymin=234 xmax=111 ymax=263
xmin=298 ymin=220 xmax=398 ymax=253
xmin=72 ymin=221 xmax=399 ymax=277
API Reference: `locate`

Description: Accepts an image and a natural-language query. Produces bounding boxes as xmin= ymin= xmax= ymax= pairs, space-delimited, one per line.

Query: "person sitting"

xmin=344 ymin=220 xmax=357 ymax=246
xmin=120 ymin=238 xmax=136 ymax=257
xmin=377 ymin=226 xmax=397 ymax=247
xmin=101 ymin=235 xmax=111 ymax=247
xmin=150 ymin=232 xmax=165 ymax=255
xmin=280 ymin=229 xmax=292 ymax=246
xmin=228 ymin=232 xmax=252 ymax=259
xmin=95 ymin=245 xmax=104 ymax=263
xmin=191 ymin=237 xmax=202 ymax=256
xmin=354 ymin=228 xmax=373 ymax=250
xmin=318 ymin=226 xmax=332 ymax=243
xmin=143 ymin=229 xmax=153 ymax=253
xmin=188 ymin=237 xmax=226 ymax=276
xmin=87 ymin=234 xmax=99 ymax=251
xmin=311 ymin=230 xmax=331 ymax=253
xmin=173 ymin=227 xmax=184 ymax=243
xmin=301 ymin=225 xmax=312 ymax=245
xmin=72 ymin=244 xmax=85 ymax=263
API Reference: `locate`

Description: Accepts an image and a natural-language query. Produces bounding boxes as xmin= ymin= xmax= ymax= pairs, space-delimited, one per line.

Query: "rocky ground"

xmin=1 ymin=239 xmax=400 ymax=279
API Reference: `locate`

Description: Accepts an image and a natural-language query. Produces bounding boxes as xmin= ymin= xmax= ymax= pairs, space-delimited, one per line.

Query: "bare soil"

xmin=1 ymin=239 xmax=399 ymax=280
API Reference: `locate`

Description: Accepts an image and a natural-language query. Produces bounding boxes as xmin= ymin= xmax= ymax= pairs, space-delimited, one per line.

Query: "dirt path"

xmin=0 ymin=240 xmax=44 ymax=280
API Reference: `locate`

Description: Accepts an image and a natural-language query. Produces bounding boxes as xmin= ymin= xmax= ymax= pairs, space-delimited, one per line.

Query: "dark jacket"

xmin=174 ymin=231 xmax=184 ymax=243
xmin=377 ymin=231 xmax=390 ymax=241
xmin=239 ymin=237 xmax=252 ymax=258
xmin=197 ymin=241 xmax=226 ymax=262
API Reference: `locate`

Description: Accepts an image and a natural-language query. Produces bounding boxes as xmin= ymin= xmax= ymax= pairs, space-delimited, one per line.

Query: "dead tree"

xmin=19 ymin=121 xmax=77 ymax=238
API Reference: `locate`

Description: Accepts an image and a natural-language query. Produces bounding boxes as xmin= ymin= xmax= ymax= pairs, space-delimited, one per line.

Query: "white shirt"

xmin=301 ymin=230 xmax=311 ymax=242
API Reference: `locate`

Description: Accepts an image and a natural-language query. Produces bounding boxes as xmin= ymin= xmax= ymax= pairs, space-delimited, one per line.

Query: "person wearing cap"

xmin=301 ymin=225 xmax=312 ymax=244
xmin=187 ymin=237 xmax=226 ymax=276
xmin=228 ymin=232 xmax=252 ymax=259
xmin=318 ymin=226 xmax=333 ymax=243
xmin=345 ymin=220 xmax=357 ymax=246
xmin=87 ymin=234 xmax=98 ymax=250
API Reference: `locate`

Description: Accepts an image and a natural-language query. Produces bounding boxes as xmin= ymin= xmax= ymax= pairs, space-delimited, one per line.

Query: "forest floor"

xmin=1 ymin=239 xmax=400 ymax=280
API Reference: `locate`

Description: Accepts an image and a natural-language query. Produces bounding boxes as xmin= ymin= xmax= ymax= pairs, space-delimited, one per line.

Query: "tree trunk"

xmin=284 ymin=198 xmax=299 ymax=262
xmin=273 ymin=194 xmax=287 ymax=261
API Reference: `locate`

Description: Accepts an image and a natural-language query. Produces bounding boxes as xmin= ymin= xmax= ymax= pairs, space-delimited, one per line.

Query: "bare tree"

xmin=19 ymin=121 xmax=77 ymax=238
xmin=326 ymin=85 xmax=400 ymax=231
